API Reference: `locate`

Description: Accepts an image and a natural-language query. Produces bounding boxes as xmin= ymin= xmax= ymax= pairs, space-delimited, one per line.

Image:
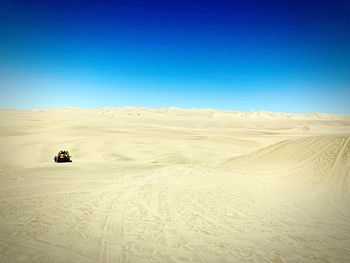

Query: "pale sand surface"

xmin=0 ymin=107 xmax=349 ymax=263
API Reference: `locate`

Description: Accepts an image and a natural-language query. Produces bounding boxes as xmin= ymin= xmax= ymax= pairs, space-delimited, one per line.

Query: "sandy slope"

xmin=0 ymin=107 xmax=349 ymax=263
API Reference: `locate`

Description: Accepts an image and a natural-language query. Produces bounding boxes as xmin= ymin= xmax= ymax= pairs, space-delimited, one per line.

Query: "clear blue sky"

xmin=1 ymin=0 xmax=349 ymax=113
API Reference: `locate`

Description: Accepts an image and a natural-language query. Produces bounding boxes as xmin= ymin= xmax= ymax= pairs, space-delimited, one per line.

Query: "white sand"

xmin=0 ymin=107 xmax=349 ymax=262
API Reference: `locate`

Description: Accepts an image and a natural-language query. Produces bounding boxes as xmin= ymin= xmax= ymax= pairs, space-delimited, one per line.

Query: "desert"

xmin=0 ymin=107 xmax=349 ymax=262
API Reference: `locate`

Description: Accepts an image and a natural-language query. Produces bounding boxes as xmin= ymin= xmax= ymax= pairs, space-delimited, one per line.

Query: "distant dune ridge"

xmin=0 ymin=107 xmax=350 ymax=262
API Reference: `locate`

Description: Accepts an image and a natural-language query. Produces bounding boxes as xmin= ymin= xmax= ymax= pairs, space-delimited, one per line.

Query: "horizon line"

xmin=1 ymin=105 xmax=349 ymax=116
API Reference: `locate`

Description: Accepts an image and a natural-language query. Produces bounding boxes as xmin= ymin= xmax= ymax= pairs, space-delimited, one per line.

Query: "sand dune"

xmin=227 ymin=135 xmax=350 ymax=176
xmin=226 ymin=135 xmax=350 ymax=202
xmin=0 ymin=108 xmax=350 ymax=262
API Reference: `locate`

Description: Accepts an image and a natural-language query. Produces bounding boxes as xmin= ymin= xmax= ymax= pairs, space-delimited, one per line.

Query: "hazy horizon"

xmin=2 ymin=105 xmax=350 ymax=116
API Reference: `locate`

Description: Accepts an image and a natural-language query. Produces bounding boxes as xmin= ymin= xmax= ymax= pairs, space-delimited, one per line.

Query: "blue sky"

xmin=0 ymin=0 xmax=349 ymax=113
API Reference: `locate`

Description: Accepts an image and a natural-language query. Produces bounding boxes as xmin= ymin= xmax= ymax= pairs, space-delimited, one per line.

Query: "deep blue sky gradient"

xmin=1 ymin=0 xmax=349 ymax=113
